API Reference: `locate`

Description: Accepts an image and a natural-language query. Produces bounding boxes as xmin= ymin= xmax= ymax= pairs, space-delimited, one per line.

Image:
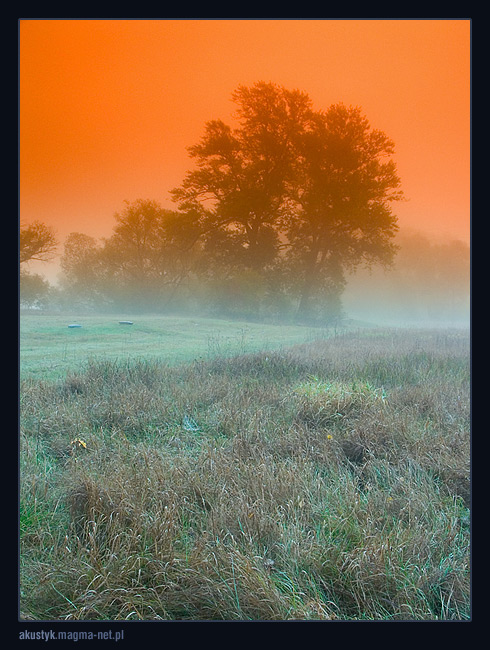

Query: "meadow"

xmin=19 ymin=314 xmax=470 ymax=620
xmin=19 ymin=312 xmax=336 ymax=381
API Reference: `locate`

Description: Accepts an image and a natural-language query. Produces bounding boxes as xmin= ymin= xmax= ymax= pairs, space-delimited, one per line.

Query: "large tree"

xmin=171 ymin=83 xmax=403 ymax=321
xmin=288 ymin=103 xmax=403 ymax=319
xmin=171 ymin=82 xmax=315 ymax=274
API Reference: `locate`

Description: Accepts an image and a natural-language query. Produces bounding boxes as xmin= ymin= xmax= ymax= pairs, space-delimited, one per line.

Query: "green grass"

xmin=20 ymin=312 xmax=340 ymax=381
xmin=19 ymin=318 xmax=470 ymax=621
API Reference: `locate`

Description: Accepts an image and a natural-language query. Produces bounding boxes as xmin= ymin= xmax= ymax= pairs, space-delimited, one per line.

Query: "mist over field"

xmin=20 ymin=75 xmax=469 ymax=333
xmin=22 ymin=227 xmax=470 ymax=333
xmin=19 ymin=221 xmax=471 ymax=621
xmin=19 ymin=220 xmax=471 ymax=622
xmin=343 ymin=231 xmax=470 ymax=329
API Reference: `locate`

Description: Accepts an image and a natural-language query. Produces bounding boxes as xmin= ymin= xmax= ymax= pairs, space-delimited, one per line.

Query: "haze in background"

xmin=20 ymin=19 xmax=470 ymax=325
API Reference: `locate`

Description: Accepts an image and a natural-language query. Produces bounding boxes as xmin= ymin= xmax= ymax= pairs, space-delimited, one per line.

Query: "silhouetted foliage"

xmin=171 ymin=82 xmax=403 ymax=322
xmin=20 ymin=221 xmax=57 ymax=264
xmin=171 ymin=84 xmax=315 ymax=270
xmin=101 ymin=199 xmax=201 ymax=310
xmin=288 ymin=103 xmax=402 ymax=319
xmin=60 ymin=200 xmax=203 ymax=311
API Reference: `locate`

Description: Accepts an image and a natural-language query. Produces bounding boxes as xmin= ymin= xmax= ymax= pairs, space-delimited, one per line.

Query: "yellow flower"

xmin=70 ymin=438 xmax=87 ymax=449
xmin=327 ymin=434 xmax=333 ymax=440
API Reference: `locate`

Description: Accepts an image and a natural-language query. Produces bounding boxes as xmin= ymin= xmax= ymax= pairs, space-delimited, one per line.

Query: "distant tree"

xmin=60 ymin=232 xmax=104 ymax=307
xmin=20 ymin=221 xmax=57 ymax=264
xmin=393 ymin=232 xmax=470 ymax=322
xmin=432 ymin=239 xmax=470 ymax=296
xmin=343 ymin=230 xmax=470 ymax=325
xmin=99 ymin=199 xmax=198 ymax=309
xmin=20 ymin=269 xmax=51 ymax=308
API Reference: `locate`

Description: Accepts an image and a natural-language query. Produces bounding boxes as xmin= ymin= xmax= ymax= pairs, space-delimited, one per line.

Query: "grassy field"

xmin=19 ymin=314 xmax=470 ymax=621
xmin=19 ymin=311 xmax=340 ymax=381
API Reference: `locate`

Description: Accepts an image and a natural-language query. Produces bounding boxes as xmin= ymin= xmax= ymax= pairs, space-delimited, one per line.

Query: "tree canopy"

xmin=26 ymin=83 xmax=414 ymax=321
xmin=170 ymin=82 xmax=403 ymax=320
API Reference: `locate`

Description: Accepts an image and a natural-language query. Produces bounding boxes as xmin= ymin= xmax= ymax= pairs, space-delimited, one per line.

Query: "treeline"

xmin=20 ymin=222 xmax=470 ymax=325
xmin=19 ymin=82 xmax=469 ymax=324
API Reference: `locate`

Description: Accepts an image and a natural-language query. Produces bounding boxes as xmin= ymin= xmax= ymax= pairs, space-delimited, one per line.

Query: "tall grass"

xmin=19 ymin=328 xmax=470 ymax=620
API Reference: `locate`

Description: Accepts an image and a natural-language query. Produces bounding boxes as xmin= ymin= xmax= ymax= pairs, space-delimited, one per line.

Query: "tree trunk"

xmin=296 ymin=239 xmax=321 ymax=321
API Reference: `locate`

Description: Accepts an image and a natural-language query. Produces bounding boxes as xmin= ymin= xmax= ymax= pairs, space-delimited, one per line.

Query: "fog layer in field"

xmin=22 ymin=229 xmax=469 ymax=330
xmin=343 ymin=231 xmax=469 ymax=328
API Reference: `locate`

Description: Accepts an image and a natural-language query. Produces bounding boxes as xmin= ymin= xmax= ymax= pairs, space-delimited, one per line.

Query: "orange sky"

xmin=20 ymin=19 xmax=470 ymax=277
